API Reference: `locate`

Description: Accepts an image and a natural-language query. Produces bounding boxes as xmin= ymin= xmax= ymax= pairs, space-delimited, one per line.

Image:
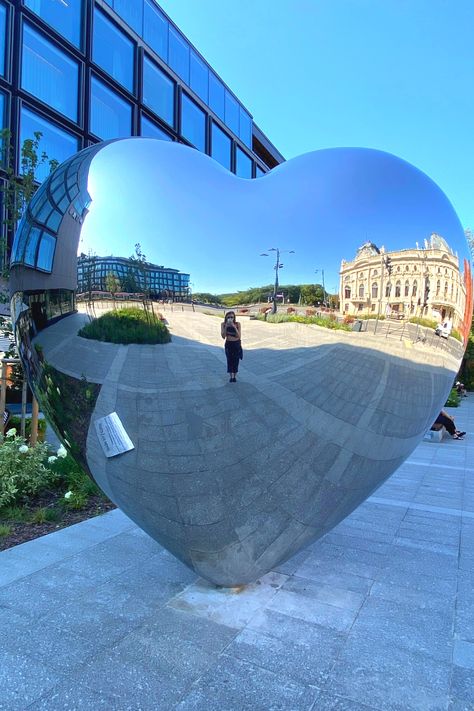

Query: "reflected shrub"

xmin=78 ymin=307 xmax=171 ymax=345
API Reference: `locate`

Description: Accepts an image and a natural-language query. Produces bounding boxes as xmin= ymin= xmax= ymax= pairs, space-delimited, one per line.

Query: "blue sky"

xmin=158 ymin=0 xmax=474 ymax=237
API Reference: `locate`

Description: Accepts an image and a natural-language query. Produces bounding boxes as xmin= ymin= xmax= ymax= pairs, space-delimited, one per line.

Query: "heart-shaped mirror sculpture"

xmin=10 ymin=140 xmax=472 ymax=586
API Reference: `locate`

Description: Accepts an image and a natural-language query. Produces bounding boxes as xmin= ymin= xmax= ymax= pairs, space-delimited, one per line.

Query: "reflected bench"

xmin=423 ymin=423 xmax=445 ymax=442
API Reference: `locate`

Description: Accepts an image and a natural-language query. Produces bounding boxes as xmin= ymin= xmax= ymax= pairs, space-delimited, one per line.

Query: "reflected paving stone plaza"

xmin=10 ymin=139 xmax=473 ymax=586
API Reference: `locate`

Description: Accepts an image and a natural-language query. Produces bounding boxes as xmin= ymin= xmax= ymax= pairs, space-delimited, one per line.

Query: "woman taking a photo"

xmin=221 ymin=311 xmax=241 ymax=383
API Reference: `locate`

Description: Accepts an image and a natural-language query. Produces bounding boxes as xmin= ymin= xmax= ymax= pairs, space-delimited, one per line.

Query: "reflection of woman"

xmin=221 ymin=311 xmax=241 ymax=383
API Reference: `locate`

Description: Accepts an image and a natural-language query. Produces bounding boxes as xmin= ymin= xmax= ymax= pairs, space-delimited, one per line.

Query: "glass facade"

xmin=2 ymin=1 xmax=278 ymax=273
xmin=209 ymin=73 xmax=225 ymax=121
xmin=22 ymin=24 xmax=79 ymax=122
xmin=169 ymin=27 xmax=189 ymax=84
xmin=181 ymin=94 xmax=206 ymax=151
xmin=90 ymin=76 xmax=132 ymax=140
xmin=20 ymin=107 xmax=79 ymax=182
xmin=113 ymin=0 xmax=143 ymax=36
xmin=77 ymin=255 xmax=190 ymax=299
xmin=143 ymin=56 xmax=174 ymax=127
xmin=141 ymin=115 xmax=172 ymax=140
xmin=0 ymin=91 xmax=5 ymax=131
xmin=93 ymin=8 xmax=134 ymax=93
xmin=211 ymin=122 xmax=231 ymax=171
xmin=236 ymin=146 xmax=252 ymax=179
xmin=225 ymin=92 xmax=239 ymax=136
xmin=0 ymin=3 xmax=6 ymax=77
xmin=143 ymin=0 xmax=167 ymax=61
xmin=24 ymin=0 xmax=83 ymax=49
xmin=190 ymin=51 xmax=208 ymax=103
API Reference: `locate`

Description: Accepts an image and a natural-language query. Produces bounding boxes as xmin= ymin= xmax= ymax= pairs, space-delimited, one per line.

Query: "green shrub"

xmin=408 ymin=317 xmax=438 ymax=329
xmin=78 ymin=307 xmax=171 ymax=345
xmin=0 ymin=505 xmax=29 ymax=522
xmin=256 ymin=313 xmax=351 ymax=331
xmin=30 ymin=507 xmax=62 ymax=524
xmin=63 ymin=490 xmax=88 ymax=510
xmin=0 ymin=432 xmax=59 ymax=508
xmin=0 ymin=524 xmax=11 ymax=537
xmin=53 ymin=454 xmax=101 ymax=498
xmin=445 ymin=388 xmax=461 ymax=407
xmin=8 ymin=416 xmax=47 ymax=440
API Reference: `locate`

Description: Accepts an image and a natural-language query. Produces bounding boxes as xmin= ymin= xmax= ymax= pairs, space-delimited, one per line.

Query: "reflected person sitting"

xmin=432 ymin=410 xmax=466 ymax=440
xmin=221 ymin=311 xmax=242 ymax=383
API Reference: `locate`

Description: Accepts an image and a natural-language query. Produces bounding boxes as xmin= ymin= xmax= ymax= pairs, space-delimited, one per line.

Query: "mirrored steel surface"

xmin=10 ymin=139 xmax=473 ymax=585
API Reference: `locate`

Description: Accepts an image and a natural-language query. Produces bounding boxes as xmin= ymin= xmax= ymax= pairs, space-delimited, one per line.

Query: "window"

xmin=143 ymin=57 xmax=174 ymax=127
xmin=24 ymin=227 xmax=41 ymax=267
xmin=412 ymin=281 xmax=417 ymax=296
xmin=24 ymin=0 xmax=82 ymax=48
xmin=404 ymin=280 xmax=409 ymax=297
xmin=239 ymin=107 xmax=251 ymax=148
xmin=20 ymin=107 xmax=79 ymax=182
xmin=90 ymin=76 xmax=132 ymax=140
xmin=113 ymin=0 xmax=143 ymax=35
xmin=371 ymin=283 xmax=378 ymax=299
xmin=436 ymin=279 xmax=440 ymax=295
xmin=0 ymin=3 xmax=6 ymax=76
xmin=255 ymin=165 xmax=265 ymax=178
xmin=143 ymin=0 xmax=167 ymax=61
xmin=141 ymin=115 xmax=172 ymax=140
xmin=181 ymin=94 xmax=205 ymax=151
xmin=235 ymin=147 xmax=252 ymax=178
xmin=358 ymin=284 xmax=364 ymax=298
xmin=211 ymin=122 xmax=231 ymax=170
xmin=395 ymin=281 xmax=401 ymax=297
xmin=344 ymin=287 xmax=351 ymax=299
xmin=0 ymin=91 xmax=5 ymax=132
xmin=190 ymin=51 xmax=208 ymax=103
xmin=22 ymin=25 xmax=79 ymax=122
xmin=209 ymin=73 xmax=224 ymax=120
xmin=224 ymin=91 xmax=239 ymax=135
xmin=169 ymin=28 xmax=189 ymax=83
xmin=93 ymin=8 xmax=134 ymax=93
xmin=386 ymin=283 xmax=391 ymax=297
xmin=36 ymin=233 xmax=56 ymax=271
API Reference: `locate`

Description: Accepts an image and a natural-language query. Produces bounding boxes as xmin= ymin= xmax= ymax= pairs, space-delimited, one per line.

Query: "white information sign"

xmin=95 ymin=412 xmax=134 ymax=458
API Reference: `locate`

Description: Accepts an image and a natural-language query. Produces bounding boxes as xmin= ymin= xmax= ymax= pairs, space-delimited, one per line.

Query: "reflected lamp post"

xmin=315 ymin=268 xmax=326 ymax=307
xmin=260 ymin=247 xmax=295 ymax=314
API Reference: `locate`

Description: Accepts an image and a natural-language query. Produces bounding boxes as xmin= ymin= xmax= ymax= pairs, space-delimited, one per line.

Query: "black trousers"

xmin=434 ymin=413 xmax=456 ymax=435
xmin=225 ymin=340 xmax=241 ymax=373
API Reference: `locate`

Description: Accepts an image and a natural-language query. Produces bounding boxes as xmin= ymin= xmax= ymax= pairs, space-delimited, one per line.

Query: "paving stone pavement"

xmin=1 ymin=399 xmax=473 ymax=710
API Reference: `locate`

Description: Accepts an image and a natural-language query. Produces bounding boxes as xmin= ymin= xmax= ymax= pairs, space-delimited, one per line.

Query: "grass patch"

xmin=256 ymin=313 xmax=352 ymax=331
xmin=0 ymin=506 xmax=30 ymax=522
xmin=30 ymin=507 xmax=62 ymax=524
xmin=78 ymin=307 xmax=171 ymax=345
xmin=0 ymin=524 xmax=11 ymax=537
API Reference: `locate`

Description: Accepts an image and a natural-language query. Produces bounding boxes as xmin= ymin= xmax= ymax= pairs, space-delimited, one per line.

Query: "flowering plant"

xmin=0 ymin=435 xmax=61 ymax=508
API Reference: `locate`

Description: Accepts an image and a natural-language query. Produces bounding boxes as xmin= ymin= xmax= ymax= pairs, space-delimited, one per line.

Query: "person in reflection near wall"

xmin=221 ymin=311 xmax=242 ymax=383
xmin=431 ymin=410 xmax=466 ymax=440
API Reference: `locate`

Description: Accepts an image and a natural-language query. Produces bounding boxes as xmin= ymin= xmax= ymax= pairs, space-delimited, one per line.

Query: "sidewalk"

xmin=1 ymin=400 xmax=473 ymax=710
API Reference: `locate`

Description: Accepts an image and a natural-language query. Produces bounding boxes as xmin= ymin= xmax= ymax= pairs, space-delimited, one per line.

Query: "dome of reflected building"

xmin=340 ymin=233 xmax=467 ymax=330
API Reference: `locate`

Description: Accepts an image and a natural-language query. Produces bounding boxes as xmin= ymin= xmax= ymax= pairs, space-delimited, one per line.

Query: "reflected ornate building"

xmin=340 ymin=234 xmax=467 ymax=329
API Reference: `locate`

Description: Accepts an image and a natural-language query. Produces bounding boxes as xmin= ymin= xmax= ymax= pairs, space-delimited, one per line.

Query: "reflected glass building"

xmin=0 ymin=0 xmax=284 ymax=264
xmin=77 ymin=254 xmax=190 ymax=300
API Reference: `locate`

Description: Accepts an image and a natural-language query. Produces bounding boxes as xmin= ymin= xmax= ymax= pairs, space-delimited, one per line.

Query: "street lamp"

xmin=260 ymin=247 xmax=295 ymax=314
xmin=315 ymin=269 xmax=326 ymax=307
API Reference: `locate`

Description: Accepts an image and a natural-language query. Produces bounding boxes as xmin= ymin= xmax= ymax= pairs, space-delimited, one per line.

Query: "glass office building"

xmin=77 ymin=254 xmax=190 ymax=300
xmin=0 ymin=0 xmax=284 ymax=264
